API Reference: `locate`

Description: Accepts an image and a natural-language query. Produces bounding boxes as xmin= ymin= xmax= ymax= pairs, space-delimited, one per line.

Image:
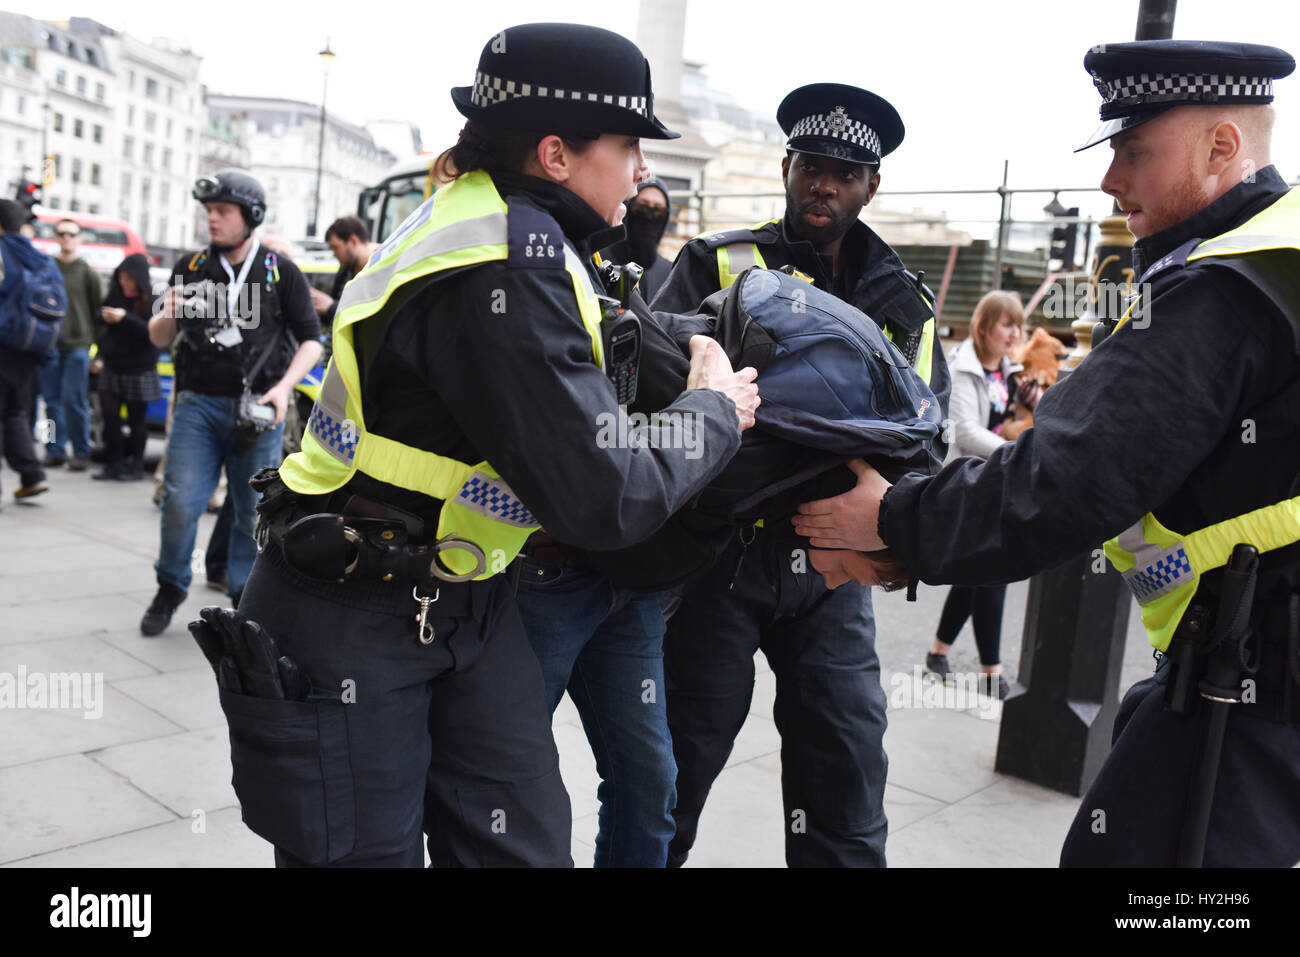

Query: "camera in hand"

xmin=238 ymin=391 xmax=277 ymax=432
xmin=178 ymin=279 xmax=242 ymax=348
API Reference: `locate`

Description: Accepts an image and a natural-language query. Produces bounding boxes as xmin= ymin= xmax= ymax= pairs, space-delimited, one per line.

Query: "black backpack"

xmin=569 ymin=267 xmax=945 ymax=591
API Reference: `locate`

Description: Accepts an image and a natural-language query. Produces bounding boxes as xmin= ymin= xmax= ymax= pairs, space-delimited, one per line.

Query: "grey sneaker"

xmin=924 ymin=652 xmax=952 ymax=680
xmin=979 ymin=674 xmax=1011 ymax=701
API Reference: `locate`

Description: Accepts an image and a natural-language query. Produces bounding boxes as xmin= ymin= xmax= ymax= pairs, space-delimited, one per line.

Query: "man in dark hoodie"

xmin=604 ymin=177 xmax=674 ymax=301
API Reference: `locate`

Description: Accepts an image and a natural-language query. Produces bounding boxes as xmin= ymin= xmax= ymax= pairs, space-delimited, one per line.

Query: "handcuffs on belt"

xmin=256 ymin=510 xmax=487 ymax=645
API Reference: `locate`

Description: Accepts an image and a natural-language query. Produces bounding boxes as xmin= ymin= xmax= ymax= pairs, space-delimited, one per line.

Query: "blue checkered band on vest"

xmin=307 ymin=404 xmax=357 ymax=466
xmin=1123 ymin=543 xmax=1194 ymax=603
xmin=790 ymin=110 xmax=881 ymax=158
xmin=457 ymin=471 xmax=539 ymax=528
xmin=1094 ymin=72 xmax=1273 ymax=107
xmin=470 ymin=72 xmax=649 ymax=117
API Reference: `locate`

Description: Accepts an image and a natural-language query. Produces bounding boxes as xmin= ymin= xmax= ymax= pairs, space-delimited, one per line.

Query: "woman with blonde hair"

xmin=924 ymin=290 xmax=1040 ymax=699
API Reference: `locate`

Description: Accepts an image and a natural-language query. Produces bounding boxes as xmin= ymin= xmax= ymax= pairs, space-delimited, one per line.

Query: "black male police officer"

xmin=794 ymin=42 xmax=1300 ymax=867
xmin=652 ymin=83 xmax=947 ymax=867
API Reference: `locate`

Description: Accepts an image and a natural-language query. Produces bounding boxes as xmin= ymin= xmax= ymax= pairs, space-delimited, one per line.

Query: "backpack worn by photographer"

xmin=0 ymin=233 xmax=67 ymax=356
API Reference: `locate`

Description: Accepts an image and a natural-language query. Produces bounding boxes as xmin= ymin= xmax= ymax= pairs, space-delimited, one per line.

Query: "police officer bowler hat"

xmin=451 ymin=23 xmax=680 ymax=140
xmin=1078 ymin=40 xmax=1296 ymax=150
xmin=778 ymin=83 xmax=905 ymax=167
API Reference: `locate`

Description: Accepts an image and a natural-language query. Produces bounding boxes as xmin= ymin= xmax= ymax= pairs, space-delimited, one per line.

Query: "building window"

xmin=49 ymin=197 xmax=60 ymax=210
xmin=143 ymin=142 xmax=154 ymax=164
xmin=88 ymin=203 xmax=99 ymax=214
xmin=91 ymin=162 xmax=100 ymax=186
xmin=76 ymin=75 xmax=86 ymax=96
xmin=145 ymin=77 xmax=158 ymax=98
xmin=128 ymin=69 xmax=135 ymax=90
xmin=16 ymin=95 xmax=24 ymax=115
xmin=15 ymin=138 xmax=24 ymax=155
xmin=185 ymin=126 xmax=193 ymax=143
xmin=140 ymin=212 xmax=150 ymax=237
xmin=56 ymin=69 xmax=67 ymax=87
xmin=166 ymin=86 xmax=174 ymax=106
xmin=52 ymin=154 xmax=61 ymax=176
xmin=144 ymin=111 xmax=156 ymax=133
xmin=162 ymin=148 xmax=172 ymax=172
xmin=86 ymin=49 xmax=98 ymax=67
xmin=165 ymin=118 xmax=173 ymax=137
xmin=95 ymin=82 xmax=105 ymax=102
xmin=93 ymin=124 xmax=103 ymax=144
xmin=71 ymin=158 xmax=81 ymax=183
xmin=142 ymin=180 xmax=151 ymax=202
xmin=52 ymin=112 xmax=63 ymax=132
xmin=74 ymin=118 xmax=84 ymax=138
xmin=127 ymin=105 xmax=135 ymax=126
xmin=69 ymin=199 xmax=80 ymax=212
xmin=160 ymin=181 xmax=170 ymax=204
xmin=123 ymin=136 xmax=134 ymax=159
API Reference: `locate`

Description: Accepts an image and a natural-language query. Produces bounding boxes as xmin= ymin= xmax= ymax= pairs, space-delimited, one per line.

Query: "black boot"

xmin=140 ymin=583 xmax=187 ymax=636
xmin=93 ymin=460 xmax=123 ymax=481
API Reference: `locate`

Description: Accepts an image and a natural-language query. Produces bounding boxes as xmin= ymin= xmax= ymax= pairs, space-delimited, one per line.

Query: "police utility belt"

xmin=252 ymin=468 xmax=487 ymax=591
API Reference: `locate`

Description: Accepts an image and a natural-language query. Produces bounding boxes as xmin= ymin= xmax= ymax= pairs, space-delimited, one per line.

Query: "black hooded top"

xmin=96 ymin=253 xmax=159 ymax=373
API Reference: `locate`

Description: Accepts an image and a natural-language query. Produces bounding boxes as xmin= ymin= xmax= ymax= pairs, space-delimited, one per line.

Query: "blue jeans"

xmin=37 ymin=347 xmax=91 ymax=459
xmin=514 ymin=558 xmax=676 ymax=867
xmin=155 ymin=391 xmax=283 ymax=598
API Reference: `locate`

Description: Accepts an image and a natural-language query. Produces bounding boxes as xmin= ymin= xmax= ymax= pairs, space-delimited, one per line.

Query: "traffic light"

xmin=14 ymin=179 xmax=41 ymax=213
xmin=1049 ymin=207 xmax=1080 ymax=270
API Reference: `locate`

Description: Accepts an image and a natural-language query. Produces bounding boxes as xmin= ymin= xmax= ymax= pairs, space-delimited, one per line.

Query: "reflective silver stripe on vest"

xmin=455 ymin=470 xmax=539 ymax=528
xmin=723 ymin=242 xmax=758 ymax=273
xmin=1193 ymin=233 xmax=1300 ymax=255
xmin=305 ymin=360 xmax=356 ymax=467
xmin=342 ymin=211 xmax=509 ymax=315
xmin=1115 ymin=522 xmax=1194 ymax=604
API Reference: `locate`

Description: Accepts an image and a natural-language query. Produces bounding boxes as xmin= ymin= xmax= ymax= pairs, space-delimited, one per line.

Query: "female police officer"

xmin=191 ymin=22 xmax=759 ymax=868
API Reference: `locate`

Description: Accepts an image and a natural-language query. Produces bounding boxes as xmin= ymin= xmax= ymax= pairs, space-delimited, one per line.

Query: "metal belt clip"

xmin=413 ymin=586 xmax=440 ymax=645
xmin=429 ymin=536 xmax=488 ymax=583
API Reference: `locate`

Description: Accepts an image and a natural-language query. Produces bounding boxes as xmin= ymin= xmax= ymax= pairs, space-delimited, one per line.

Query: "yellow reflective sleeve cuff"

xmin=353 ymin=431 xmax=474 ymax=500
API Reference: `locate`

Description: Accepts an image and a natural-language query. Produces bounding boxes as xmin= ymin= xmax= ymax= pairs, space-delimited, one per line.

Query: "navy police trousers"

xmin=664 ymin=523 xmax=889 ymax=867
xmin=229 ymin=543 xmax=573 ymax=867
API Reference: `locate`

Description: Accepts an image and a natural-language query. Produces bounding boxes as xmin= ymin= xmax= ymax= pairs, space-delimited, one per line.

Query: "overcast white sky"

xmin=15 ymin=0 xmax=1300 ymax=229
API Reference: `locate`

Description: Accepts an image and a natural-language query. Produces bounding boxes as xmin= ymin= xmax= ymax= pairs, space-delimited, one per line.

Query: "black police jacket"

xmin=337 ymin=170 xmax=742 ymax=552
xmin=882 ymin=166 xmax=1300 ymax=612
xmin=169 ymin=242 xmax=320 ymax=397
xmin=652 ymin=213 xmax=951 ymax=420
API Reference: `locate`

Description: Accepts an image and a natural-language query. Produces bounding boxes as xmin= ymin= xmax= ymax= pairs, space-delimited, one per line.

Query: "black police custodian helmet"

xmin=1077 ymin=40 xmax=1296 ymax=150
xmin=778 ymin=83 xmax=905 ymax=167
xmin=451 ymin=23 xmax=679 ymax=140
xmin=192 ymin=169 xmax=267 ymax=227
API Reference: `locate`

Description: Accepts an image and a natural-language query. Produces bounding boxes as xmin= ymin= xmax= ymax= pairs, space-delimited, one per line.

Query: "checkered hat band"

xmin=1098 ymin=72 xmax=1273 ymax=106
xmin=470 ymin=72 xmax=648 ymax=117
xmin=789 ymin=113 xmax=881 ymax=157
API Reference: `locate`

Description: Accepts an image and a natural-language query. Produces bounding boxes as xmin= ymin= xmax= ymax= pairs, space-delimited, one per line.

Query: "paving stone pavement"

xmin=0 ymin=456 xmax=1157 ymax=868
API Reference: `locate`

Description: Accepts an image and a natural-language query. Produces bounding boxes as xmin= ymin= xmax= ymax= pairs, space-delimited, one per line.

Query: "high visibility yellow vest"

xmin=1103 ymin=188 xmax=1300 ymax=650
xmin=278 ymin=170 xmax=606 ymax=579
xmin=706 ymin=220 xmax=937 ymax=386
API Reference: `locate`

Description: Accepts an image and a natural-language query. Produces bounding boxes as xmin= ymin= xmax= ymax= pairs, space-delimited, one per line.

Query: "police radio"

xmin=595 ymin=260 xmax=644 ymax=405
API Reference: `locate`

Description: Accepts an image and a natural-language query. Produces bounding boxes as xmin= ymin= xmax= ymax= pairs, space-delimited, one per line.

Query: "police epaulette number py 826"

xmin=507 ymin=197 xmax=565 ymax=269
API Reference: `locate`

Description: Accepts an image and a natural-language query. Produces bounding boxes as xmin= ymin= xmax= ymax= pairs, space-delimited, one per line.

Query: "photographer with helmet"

xmin=140 ymin=170 xmax=321 ymax=635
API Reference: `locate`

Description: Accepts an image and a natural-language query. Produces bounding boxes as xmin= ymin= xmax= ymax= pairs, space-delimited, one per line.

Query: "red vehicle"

xmin=29 ymin=209 xmax=148 ymax=273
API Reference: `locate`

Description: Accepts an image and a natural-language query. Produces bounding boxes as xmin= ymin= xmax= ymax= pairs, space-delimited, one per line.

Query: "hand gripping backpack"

xmin=570 ymin=266 xmax=945 ymax=590
xmin=0 ymin=233 xmax=68 ymax=356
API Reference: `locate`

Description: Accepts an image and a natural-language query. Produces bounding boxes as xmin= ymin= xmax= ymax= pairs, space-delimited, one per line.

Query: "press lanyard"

xmin=218 ymin=237 xmax=261 ymax=319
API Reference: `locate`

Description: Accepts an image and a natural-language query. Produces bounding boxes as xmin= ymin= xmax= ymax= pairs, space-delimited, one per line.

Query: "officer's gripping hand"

xmin=793 ymin=458 xmax=891 ymax=551
xmin=686 ymin=335 xmax=759 ymax=431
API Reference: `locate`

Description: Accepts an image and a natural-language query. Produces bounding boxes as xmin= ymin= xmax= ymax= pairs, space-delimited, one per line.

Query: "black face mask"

xmin=623 ymin=207 xmax=668 ymax=267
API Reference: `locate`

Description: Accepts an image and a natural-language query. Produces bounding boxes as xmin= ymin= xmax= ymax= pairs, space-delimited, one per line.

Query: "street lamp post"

xmin=307 ymin=38 xmax=335 ymax=238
